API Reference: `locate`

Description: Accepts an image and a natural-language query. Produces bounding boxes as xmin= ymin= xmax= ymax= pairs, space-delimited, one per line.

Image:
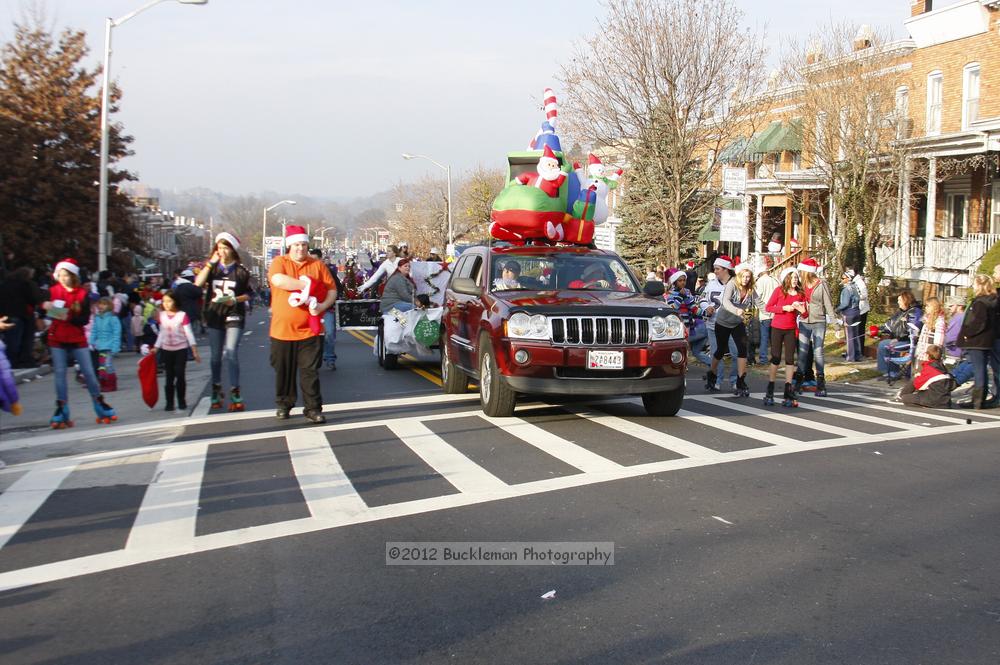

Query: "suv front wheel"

xmin=641 ymin=384 xmax=685 ymax=417
xmin=479 ymin=341 xmax=517 ymax=417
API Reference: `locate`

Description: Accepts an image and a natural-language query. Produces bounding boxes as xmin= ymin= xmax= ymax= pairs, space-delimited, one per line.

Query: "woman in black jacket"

xmin=957 ymin=274 xmax=998 ymax=409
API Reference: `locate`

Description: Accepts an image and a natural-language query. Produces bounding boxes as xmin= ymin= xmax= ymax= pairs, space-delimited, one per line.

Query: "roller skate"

xmin=705 ymin=371 xmax=720 ymax=393
xmin=763 ymin=382 xmax=775 ymax=406
xmin=228 ymin=387 xmax=245 ymax=412
xmin=93 ymin=395 xmax=118 ymax=424
xmin=781 ymin=383 xmax=798 ymax=408
xmin=735 ymin=374 xmax=750 ymax=398
xmin=210 ymin=383 xmax=224 ymax=410
xmin=815 ymin=374 xmax=828 ymax=398
xmin=49 ymin=400 xmax=73 ymax=429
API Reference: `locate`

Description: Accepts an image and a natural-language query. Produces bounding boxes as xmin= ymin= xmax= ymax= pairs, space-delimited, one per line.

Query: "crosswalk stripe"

xmin=805 ymin=394 xmax=972 ymax=426
xmin=285 ymin=430 xmax=370 ymax=521
xmin=768 ymin=395 xmax=932 ymax=431
xmin=684 ymin=394 xmax=877 ymax=439
xmin=565 ymin=407 xmax=724 ymax=460
xmin=125 ymin=443 xmax=207 ymax=553
xmin=848 ymin=392 xmax=1000 ymax=420
xmin=0 ymin=462 xmax=78 ymax=550
xmin=387 ymin=420 xmax=509 ymax=495
xmin=477 ymin=414 xmax=623 ymax=474
xmin=676 ymin=408 xmax=800 ymax=446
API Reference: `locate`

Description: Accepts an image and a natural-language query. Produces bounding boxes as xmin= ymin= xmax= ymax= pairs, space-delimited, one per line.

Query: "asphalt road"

xmin=2 ymin=325 xmax=1000 ymax=664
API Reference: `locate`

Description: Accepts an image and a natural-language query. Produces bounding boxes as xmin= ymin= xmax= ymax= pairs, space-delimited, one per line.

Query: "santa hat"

xmin=713 ymin=255 xmax=734 ymax=270
xmin=53 ymin=258 xmax=80 ymax=278
xmin=215 ymin=231 xmax=241 ymax=251
xmin=779 ymin=267 xmax=796 ymax=283
xmin=685 ymin=260 xmax=696 ymax=270
xmin=541 ymin=144 xmax=557 ymax=163
xmin=284 ymin=225 xmax=309 ymax=247
xmin=797 ymin=258 xmax=820 ymax=273
xmin=669 ymin=270 xmax=687 ymax=285
xmin=842 ymin=268 xmax=856 ymax=279
xmin=588 ymin=154 xmax=602 ymax=166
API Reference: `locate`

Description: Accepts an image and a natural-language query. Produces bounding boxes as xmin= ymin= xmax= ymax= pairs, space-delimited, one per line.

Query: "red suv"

xmin=441 ymin=245 xmax=688 ymax=417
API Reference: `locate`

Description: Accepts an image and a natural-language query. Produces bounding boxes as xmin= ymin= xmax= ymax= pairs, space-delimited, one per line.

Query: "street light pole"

xmin=261 ymin=200 xmax=296 ymax=270
xmin=401 ymin=152 xmax=453 ymax=253
xmin=97 ymin=0 xmax=208 ymax=272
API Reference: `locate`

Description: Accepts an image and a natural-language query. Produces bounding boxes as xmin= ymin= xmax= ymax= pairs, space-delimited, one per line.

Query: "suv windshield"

xmin=490 ymin=254 xmax=638 ymax=293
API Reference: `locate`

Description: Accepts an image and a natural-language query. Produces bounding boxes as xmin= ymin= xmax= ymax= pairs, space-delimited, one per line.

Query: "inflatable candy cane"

xmin=528 ymin=88 xmax=561 ymax=152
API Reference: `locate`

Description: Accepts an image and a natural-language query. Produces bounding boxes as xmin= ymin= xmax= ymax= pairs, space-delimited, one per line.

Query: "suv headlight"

xmin=650 ymin=314 xmax=685 ymax=341
xmin=507 ymin=312 xmax=549 ymax=340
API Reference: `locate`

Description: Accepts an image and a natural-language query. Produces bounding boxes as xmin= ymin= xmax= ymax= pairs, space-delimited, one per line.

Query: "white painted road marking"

xmin=2 ymin=392 xmax=999 ymax=593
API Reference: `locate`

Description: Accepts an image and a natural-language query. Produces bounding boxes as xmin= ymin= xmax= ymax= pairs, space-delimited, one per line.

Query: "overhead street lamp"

xmin=97 ymin=0 xmax=209 ymax=272
xmin=313 ymin=226 xmax=336 ymax=248
xmin=401 ymin=152 xmax=452 ymax=253
xmin=262 ymin=200 xmax=296 ymax=267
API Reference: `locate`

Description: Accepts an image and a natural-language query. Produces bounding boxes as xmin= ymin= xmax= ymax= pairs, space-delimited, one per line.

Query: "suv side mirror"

xmin=643 ymin=281 xmax=665 ymax=298
xmin=451 ymin=276 xmax=479 ymax=296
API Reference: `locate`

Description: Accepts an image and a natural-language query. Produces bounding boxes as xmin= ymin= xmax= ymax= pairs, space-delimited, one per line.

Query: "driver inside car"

xmin=493 ymin=260 xmax=523 ymax=290
xmin=569 ymin=263 xmax=611 ymax=289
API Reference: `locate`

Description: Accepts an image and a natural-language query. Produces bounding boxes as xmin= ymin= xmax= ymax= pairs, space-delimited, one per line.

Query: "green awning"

xmin=718 ymin=136 xmax=751 ymax=164
xmin=752 ymin=119 xmax=802 ymax=155
xmin=697 ymin=209 xmax=721 ymax=242
xmin=747 ymin=121 xmax=783 ymax=156
xmin=133 ymin=254 xmax=157 ymax=271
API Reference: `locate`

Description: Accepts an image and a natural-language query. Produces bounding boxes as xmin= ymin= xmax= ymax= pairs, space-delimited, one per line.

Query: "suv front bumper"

xmin=498 ymin=340 xmax=687 ymax=396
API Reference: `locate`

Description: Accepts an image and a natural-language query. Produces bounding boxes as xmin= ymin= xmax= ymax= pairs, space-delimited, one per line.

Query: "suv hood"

xmin=496 ymin=289 xmax=673 ymax=316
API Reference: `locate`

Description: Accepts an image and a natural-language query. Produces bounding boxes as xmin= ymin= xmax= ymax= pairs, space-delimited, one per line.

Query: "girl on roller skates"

xmin=763 ymin=267 xmax=807 ymax=407
xmin=195 ymin=232 xmax=252 ymax=411
xmin=43 ymin=258 xmax=116 ymax=427
xmin=711 ymin=263 xmax=759 ymax=398
xmin=154 ymin=291 xmax=202 ymax=412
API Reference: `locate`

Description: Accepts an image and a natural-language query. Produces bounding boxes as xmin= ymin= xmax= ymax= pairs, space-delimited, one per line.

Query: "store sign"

xmin=722 ymin=167 xmax=747 ymax=197
xmin=719 ymin=210 xmax=747 ymax=243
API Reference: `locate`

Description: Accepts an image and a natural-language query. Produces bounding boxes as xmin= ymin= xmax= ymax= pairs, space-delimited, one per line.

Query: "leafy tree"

xmin=0 ymin=11 xmax=141 ymax=273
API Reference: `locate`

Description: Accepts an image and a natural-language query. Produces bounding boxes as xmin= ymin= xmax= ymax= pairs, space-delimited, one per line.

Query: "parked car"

xmin=441 ymin=244 xmax=688 ymax=417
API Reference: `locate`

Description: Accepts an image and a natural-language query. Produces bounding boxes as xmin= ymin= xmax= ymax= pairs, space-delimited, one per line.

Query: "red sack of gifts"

xmin=138 ymin=352 xmax=159 ymax=408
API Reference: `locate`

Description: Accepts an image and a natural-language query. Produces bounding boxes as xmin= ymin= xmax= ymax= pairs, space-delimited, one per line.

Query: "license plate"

xmin=587 ymin=350 xmax=624 ymax=370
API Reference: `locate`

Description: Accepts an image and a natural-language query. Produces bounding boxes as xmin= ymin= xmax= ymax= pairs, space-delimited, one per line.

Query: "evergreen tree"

xmin=0 ymin=13 xmax=141 ymax=273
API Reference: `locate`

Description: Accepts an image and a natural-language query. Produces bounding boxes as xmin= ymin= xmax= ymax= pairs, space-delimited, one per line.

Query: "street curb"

xmin=13 ymin=364 xmax=51 ymax=384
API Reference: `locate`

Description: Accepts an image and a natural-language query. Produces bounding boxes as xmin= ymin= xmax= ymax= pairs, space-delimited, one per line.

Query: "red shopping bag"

xmin=138 ymin=352 xmax=158 ymax=408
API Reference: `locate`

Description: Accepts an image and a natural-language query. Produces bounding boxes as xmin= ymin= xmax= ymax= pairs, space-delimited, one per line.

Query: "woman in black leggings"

xmin=763 ymin=268 xmax=807 ymax=406
xmin=710 ymin=265 xmax=758 ymax=397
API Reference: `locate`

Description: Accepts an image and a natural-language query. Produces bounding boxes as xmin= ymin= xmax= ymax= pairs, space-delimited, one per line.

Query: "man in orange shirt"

xmin=268 ymin=225 xmax=337 ymax=423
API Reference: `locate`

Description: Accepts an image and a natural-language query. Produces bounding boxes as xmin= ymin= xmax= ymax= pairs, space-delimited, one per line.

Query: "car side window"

xmin=466 ymin=256 xmax=483 ymax=287
xmin=451 ymin=256 xmax=467 ymax=284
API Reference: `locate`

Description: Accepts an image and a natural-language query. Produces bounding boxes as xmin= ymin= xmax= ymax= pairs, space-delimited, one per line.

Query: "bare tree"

xmin=392 ymin=175 xmax=448 ymax=257
xmin=455 ymin=165 xmax=505 ymax=244
xmin=781 ymin=23 xmax=913 ymax=291
xmin=559 ymin=0 xmax=768 ymax=264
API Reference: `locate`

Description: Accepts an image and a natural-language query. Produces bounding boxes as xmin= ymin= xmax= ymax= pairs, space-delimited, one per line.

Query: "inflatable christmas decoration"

xmin=490 ymin=88 xmax=620 ymax=246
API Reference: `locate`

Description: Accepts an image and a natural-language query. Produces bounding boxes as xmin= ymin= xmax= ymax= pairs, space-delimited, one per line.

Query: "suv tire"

xmin=479 ymin=341 xmax=516 ymax=417
xmin=642 ymin=384 xmax=685 ymax=417
xmin=441 ymin=341 xmax=468 ymax=394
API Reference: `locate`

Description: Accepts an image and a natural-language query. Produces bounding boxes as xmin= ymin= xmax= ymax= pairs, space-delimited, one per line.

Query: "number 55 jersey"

xmin=204 ymin=262 xmax=253 ymax=329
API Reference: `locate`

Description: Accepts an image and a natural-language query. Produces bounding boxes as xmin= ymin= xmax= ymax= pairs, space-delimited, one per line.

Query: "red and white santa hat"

xmin=588 ymin=153 xmax=602 ymax=166
xmin=215 ymin=231 xmax=241 ymax=251
xmin=685 ymin=260 xmax=696 ymax=270
xmin=713 ymin=255 xmax=734 ymax=270
xmin=797 ymin=258 xmax=820 ymax=273
xmin=285 ymin=225 xmax=309 ymax=247
xmin=540 ymin=144 xmax=558 ymax=165
xmin=668 ymin=270 xmax=687 ymax=285
xmin=53 ymin=257 xmax=80 ymax=278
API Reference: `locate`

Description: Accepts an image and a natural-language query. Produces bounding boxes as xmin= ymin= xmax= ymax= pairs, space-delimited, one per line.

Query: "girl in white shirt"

xmin=154 ymin=291 xmax=201 ymax=411
xmin=358 ymin=245 xmax=400 ymax=294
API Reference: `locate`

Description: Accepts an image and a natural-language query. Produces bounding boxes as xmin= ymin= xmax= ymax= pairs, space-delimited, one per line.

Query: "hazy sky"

xmin=1 ymin=0 xmax=907 ymax=199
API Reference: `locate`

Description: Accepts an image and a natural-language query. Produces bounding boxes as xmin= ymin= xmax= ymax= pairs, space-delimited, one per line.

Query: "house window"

xmin=991 ymin=181 xmax=1000 ymax=234
xmin=946 ymin=194 xmax=967 ymax=238
xmin=895 ymin=87 xmax=910 ymax=139
xmin=963 ymin=63 xmax=980 ymax=129
xmin=926 ymin=71 xmax=943 ymax=135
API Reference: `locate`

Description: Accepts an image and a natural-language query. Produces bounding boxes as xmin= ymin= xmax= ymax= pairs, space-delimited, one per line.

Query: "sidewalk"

xmin=1 ymin=341 xmax=212 ymax=441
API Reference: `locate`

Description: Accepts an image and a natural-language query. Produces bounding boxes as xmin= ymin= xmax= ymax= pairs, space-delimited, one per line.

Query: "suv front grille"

xmin=550 ymin=316 xmax=650 ymax=346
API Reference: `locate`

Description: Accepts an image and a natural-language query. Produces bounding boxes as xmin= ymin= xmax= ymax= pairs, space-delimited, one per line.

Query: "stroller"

xmin=885 ymin=321 xmax=920 ymax=386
